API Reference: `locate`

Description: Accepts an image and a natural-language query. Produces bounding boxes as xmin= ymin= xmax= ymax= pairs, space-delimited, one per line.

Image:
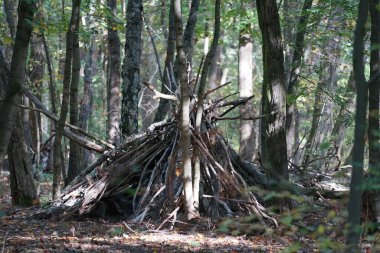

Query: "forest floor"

xmin=0 ymin=174 xmax=379 ymax=252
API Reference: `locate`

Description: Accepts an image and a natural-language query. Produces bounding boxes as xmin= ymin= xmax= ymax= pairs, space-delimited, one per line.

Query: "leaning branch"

xmin=23 ymin=89 xmax=113 ymax=152
xmin=143 ymin=81 xmax=179 ymax=104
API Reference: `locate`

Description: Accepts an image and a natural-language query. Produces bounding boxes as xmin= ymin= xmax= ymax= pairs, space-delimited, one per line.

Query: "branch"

xmin=23 ymin=89 xmax=113 ymax=152
xmin=143 ymin=81 xmax=179 ymax=104
xmin=213 ymin=111 xmax=276 ymax=121
xmin=203 ymin=81 xmax=231 ymax=99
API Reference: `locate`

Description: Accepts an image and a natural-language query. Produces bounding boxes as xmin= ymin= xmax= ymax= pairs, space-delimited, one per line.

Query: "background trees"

xmin=0 ymin=0 xmax=379 ymax=250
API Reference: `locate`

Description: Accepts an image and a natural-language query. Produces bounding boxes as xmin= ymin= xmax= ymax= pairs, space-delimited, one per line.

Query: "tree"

xmin=345 ymin=0 xmax=368 ymax=250
xmin=0 ymin=48 xmax=38 ymax=207
xmin=286 ymin=0 xmax=313 ymax=163
xmin=238 ymin=1 xmax=256 ymax=161
xmin=256 ymin=0 xmax=288 ymax=192
xmin=68 ymin=8 xmax=81 ymax=183
xmin=121 ymin=0 xmax=143 ymax=137
xmin=107 ymin=0 xmax=121 ymax=146
xmin=52 ymin=0 xmax=81 ymax=199
xmin=0 ymin=0 xmax=38 ymax=169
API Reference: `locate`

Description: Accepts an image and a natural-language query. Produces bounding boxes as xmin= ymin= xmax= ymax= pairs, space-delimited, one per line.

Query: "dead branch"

xmin=143 ymin=81 xmax=179 ymax=103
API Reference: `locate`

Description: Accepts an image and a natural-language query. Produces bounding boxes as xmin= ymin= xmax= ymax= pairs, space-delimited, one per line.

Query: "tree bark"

xmin=183 ymin=0 xmax=199 ymax=67
xmin=121 ymin=0 xmax=143 ymax=136
xmin=256 ymin=0 xmax=288 ymax=188
xmin=107 ymin=0 xmax=121 ymax=146
xmin=345 ymin=0 xmax=368 ymax=250
xmin=68 ymin=10 xmax=81 ymax=184
xmin=0 ymin=44 xmax=38 ymax=207
xmin=53 ymin=0 xmax=81 ymax=199
xmin=79 ymin=14 xmax=95 ymax=169
xmin=0 ymin=0 xmax=38 ymax=168
xmin=238 ymin=2 xmax=255 ymax=161
xmin=174 ymin=0 xmax=196 ymax=220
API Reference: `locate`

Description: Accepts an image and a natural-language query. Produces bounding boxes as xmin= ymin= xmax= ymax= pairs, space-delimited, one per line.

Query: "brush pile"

xmin=34 ymin=93 xmax=277 ymax=227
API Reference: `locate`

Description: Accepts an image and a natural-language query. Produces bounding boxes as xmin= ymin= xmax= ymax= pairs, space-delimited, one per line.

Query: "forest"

xmin=0 ymin=0 xmax=379 ymax=252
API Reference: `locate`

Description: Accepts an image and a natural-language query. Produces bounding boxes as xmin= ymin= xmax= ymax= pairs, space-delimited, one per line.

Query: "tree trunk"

xmin=53 ymin=0 xmax=81 ymax=199
xmin=368 ymin=0 xmax=380 ymax=229
xmin=0 ymin=0 xmax=38 ymax=168
xmin=183 ymin=0 xmax=199 ymax=67
xmin=256 ymin=0 xmax=288 ymax=188
xmin=79 ymin=14 xmax=95 ymax=169
xmin=174 ymin=0 xmax=196 ymax=220
xmin=345 ymin=0 xmax=368 ymax=250
xmin=154 ymin=0 xmax=176 ymax=122
xmin=286 ymin=0 xmax=313 ymax=163
xmin=8 ymin=111 xmax=38 ymax=206
xmin=68 ymin=10 xmax=81 ymax=184
xmin=121 ymin=0 xmax=143 ymax=136
xmin=107 ymin=0 xmax=121 ymax=146
xmin=238 ymin=3 xmax=255 ymax=161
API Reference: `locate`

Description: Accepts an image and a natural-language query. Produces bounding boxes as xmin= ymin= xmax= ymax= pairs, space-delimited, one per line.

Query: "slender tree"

xmin=121 ymin=0 xmax=143 ymax=136
xmin=286 ymin=0 xmax=313 ymax=163
xmin=238 ymin=1 xmax=255 ymax=161
xmin=368 ymin=0 xmax=380 ymax=228
xmin=68 ymin=11 xmax=81 ymax=183
xmin=173 ymin=0 xmax=196 ymax=220
xmin=256 ymin=0 xmax=288 ymax=191
xmin=345 ymin=0 xmax=369 ymax=250
xmin=53 ymin=0 xmax=81 ymax=199
xmin=107 ymin=0 xmax=121 ymax=146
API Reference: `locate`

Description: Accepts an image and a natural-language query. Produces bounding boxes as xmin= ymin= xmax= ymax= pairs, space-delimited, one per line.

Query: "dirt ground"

xmin=1 ymin=174 xmax=379 ymax=252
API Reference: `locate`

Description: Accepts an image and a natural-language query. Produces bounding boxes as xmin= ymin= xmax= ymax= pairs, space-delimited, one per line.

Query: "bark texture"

xmin=238 ymin=5 xmax=255 ymax=161
xmin=68 ymin=12 xmax=81 ymax=183
xmin=107 ymin=0 xmax=121 ymax=146
xmin=174 ymin=0 xmax=195 ymax=220
xmin=256 ymin=0 xmax=288 ymax=184
xmin=121 ymin=0 xmax=143 ymax=136
xmin=0 ymin=0 xmax=38 ymax=167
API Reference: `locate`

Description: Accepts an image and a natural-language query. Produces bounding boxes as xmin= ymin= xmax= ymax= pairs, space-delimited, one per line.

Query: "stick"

xmin=203 ymin=81 xmax=231 ymax=98
xmin=156 ymin=206 xmax=180 ymax=230
xmin=1 ymin=231 xmax=8 ymax=253
xmin=143 ymin=82 xmax=179 ymax=104
xmin=123 ymin=221 xmax=138 ymax=234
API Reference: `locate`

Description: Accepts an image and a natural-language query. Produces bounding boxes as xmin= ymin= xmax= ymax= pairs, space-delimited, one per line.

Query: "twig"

xmin=156 ymin=206 xmax=180 ymax=230
xmin=219 ymin=95 xmax=254 ymax=117
xmin=213 ymin=111 xmax=276 ymax=121
xmin=143 ymin=82 xmax=179 ymax=104
xmin=123 ymin=221 xmax=138 ymax=234
xmin=203 ymin=81 xmax=231 ymax=98
xmin=1 ymin=231 xmax=8 ymax=253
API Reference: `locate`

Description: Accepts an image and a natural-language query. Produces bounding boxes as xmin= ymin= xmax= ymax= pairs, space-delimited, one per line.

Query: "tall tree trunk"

xmin=53 ymin=0 xmax=81 ymax=199
xmin=286 ymin=0 xmax=313 ymax=163
xmin=79 ymin=15 xmax=95 ymax=169
xmin=345 ymin=0 xmax=368 ymax=250
xmin=121 ymin=0 xmax=143 ymax=136
xmin=368 ymin=0 xmax=380 ymax=228
xmin=0 ymin=0 xmax=38 ymax=168
xmin=42 ymin=33 xmax=58 ymax=176
xmin=174 ymin=0 xmax=195 ymax=220
xmin=28 ymin=34 xmax=45 ymax=168
xmin=256 ymin=0 xmax=288 ymax=189
xmin=107 ymin=0 xmax=121 ymax=146
xmin=68 ymin=10 xmax=81 ymax=183
xmin=154 ymin=0 xmax=176 ymax=122
xmin=238 ymin=2 xmax=255 ymax=161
